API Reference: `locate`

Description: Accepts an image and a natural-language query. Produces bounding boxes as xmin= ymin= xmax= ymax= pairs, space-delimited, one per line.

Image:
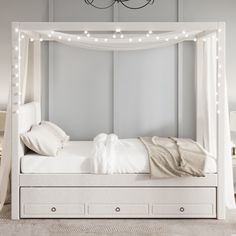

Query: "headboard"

xmin=18 ymin=102 xmax=41 ymax=157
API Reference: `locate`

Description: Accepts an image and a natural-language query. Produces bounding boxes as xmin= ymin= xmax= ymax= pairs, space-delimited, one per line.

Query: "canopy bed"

xmin=0 ymin=22 xmax=234 ymax=219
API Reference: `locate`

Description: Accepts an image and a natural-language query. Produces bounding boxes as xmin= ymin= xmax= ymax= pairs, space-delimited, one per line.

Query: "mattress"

xmin=21 ymin=140 xmax=217 ymax=174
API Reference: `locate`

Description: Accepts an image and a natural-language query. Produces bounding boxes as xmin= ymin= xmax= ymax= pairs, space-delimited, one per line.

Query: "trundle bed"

xmin=10 ymin=22 xmax=227 ymax=219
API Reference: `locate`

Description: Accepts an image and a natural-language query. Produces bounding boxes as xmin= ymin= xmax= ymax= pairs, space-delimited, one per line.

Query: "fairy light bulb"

xmin=21 ymin=34 xmax=25 ymax=39
xmin=112 ymin=34 xmax=116 ymax=39
xmin=15 ymin=64 xmax=18 ymax=69
xmin=174 ymin=36 xmax=178 ymax=40
xmin=58 ymin=36 xmax=62 ymax=40
xmin=12 ymin=82 xmax=18 ymax=87
xmin=185 ymin=34 xmax=189 ymax=38
xmin=156 ymin=36 xmax=160 ymax=40
xmin=146 ymin=33 xmax=150 ymax=38
xmin=13 ymin=110 xmax=19 ymax=114
xmin=15 ymin=46 xmax=19 ymax=51
xmin=218 ymin=28 xmax=222 ymax=33
xmin=67 ymin=37 xmax=71 ymax=41
xmin=148 ymin=30 xmax=153 ymax=34
xmin=77 ymin=36 xmax=80 ymax=40
xmin=87 ymin=33 xmax=90 ymax=38
xmin=138 ymin=38 xmax=142 ymax=42
xmin=120 ymin=34 xmax=124 ymax=39
xmin=48 ymin=34 xmax=52 ymax=38
xmin=51 ymin=31 xmax=54 ymax=35
xmin=182 ymin=30 xmax=186 ymax=35
xmin=193 ymin=38 xmax=197 ymax=42
xmin=104 ymin=38 xmax=108 ymax=42
xmin=14 ymin=101 xmax=21 ymax=105
xmin=30 ymin=38 xmax=34 ymax=42
xmin=165 ymin=38 xmax=169 ymax=42
xmin=15 ymin=28 xmax=19 ymax=33
xmin=84 ymin=30 xmax=88 ymax=34
xmin=116 ymin=28 xmax=121 ymax=33
xmin=94 ymin=38 xmax=98 ymax=42
xmin=129 ymin=38 xmax=133 ymax=42
xmin=40 ymin=38 xmax=43 ymax=42
xmin=218 ymin=82 xmax=221 ymax=87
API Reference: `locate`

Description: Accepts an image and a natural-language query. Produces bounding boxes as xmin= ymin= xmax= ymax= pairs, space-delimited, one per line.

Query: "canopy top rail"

xmin=16 ymin=22 xmax=221 ymax=32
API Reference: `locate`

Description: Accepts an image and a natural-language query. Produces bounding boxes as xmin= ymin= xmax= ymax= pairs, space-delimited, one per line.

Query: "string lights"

xmin=11 ymin=26 xmax=223 ymax=117
xmin=216 ymin=27 xmax=223 ymax=116
xmin=35 ymin=30 xmax=202 ymax=44
xmin=12 ymin=27 xmax=21 ymax=114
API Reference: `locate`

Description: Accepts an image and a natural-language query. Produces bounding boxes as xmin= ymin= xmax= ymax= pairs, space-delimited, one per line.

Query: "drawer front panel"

xmin=24 ymin=204 xmax=85 ymax=217
xmin=153 ymin=204 xmax=214 ymax=217
xmin=88 ymin=204 xmax=149 ymax=216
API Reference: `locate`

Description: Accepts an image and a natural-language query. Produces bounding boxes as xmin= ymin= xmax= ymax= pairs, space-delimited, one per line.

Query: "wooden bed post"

xmin=217 ymin=22 xmax=226 ymax=220
xmin=11 ymin=22 xmax=21 ymax=220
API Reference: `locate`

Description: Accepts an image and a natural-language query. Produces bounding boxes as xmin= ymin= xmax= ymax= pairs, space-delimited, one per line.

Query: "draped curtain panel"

xmin=196 ymin=35 xmax=217 ymax=157
xmin=196 ymin=35 xmax=235 ymax=208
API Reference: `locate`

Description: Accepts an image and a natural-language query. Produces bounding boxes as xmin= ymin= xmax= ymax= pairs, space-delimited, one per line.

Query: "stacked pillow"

xmin=21 ymin=121 xmax=69 ymax=156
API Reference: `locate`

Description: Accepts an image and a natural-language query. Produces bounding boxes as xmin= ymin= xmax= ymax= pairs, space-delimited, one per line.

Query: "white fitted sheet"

xmin=21 ymin=140 xmax=217 ymax=174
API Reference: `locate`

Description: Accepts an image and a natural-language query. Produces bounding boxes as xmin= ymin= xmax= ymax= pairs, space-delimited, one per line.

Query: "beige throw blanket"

xmin=140 ymin=136 xmax=207 ymax=178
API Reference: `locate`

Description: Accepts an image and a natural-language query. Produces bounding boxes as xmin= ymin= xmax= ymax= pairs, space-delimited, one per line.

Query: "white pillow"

xmin=41 ymin=121 xmax=70 ymax=145
xmin=21 ymin=124 xmax=62 ymax=156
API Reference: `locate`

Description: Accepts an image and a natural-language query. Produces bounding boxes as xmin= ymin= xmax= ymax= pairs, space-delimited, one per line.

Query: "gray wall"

xmin=0 ymin=0 xmax=235 ymax=140
xmin=50 ymin=0 xmax=179 ymax=140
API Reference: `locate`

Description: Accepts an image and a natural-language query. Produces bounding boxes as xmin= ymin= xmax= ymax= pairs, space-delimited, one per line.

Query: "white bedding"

xmin=21 ymin=140 xmax=217 ymax=174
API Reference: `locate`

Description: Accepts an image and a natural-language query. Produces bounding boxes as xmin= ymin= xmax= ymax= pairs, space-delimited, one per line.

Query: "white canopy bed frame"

xmin=9 ymin=22 xmax=229 ymax=220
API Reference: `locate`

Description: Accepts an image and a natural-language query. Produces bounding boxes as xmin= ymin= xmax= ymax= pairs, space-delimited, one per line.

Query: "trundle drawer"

xmin=24 ymin=204 xmax=85 ymax=217
xmin=20 ymin=187 xmax=216 ymax=218
xmin=88 ymin=204 xmax=149 ymax=216
xmin=153 ymin=204 xmax=214 ymax=217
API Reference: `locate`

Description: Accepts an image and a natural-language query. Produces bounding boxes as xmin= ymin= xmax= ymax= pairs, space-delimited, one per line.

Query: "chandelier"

xmin=84 ymin=0 xmax=155 ymax=10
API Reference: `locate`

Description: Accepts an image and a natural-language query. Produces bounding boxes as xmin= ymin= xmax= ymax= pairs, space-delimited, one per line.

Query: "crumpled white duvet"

xmin=91 ymin=133 xmax=150 ymax=174
xmin=90 ymin=133 xmax=217 ymax=174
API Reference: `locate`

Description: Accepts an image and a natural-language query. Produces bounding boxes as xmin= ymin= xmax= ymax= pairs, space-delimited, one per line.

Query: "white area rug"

xmin=1 ymin=205 xmax=236 ymax=236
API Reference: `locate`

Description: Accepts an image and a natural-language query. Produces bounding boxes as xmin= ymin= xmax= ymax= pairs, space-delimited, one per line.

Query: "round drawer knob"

xmin=51 ymin=207 xmax=57 ymax=212
xmin=179 ymin=207 xmax=185 ymax=212
xmin=115 ymin=207 xmax=121 ymax=212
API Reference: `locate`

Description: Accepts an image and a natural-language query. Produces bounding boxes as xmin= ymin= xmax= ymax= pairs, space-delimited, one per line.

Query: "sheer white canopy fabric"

xmin=196 ymin=35 xmax=217 ymax=157
xmin=0 ymin=37 xmax=30 ymax=210
xmin=38 ymin=30 xmax=201 ymax=51
xmin=0 ymin=94 xmax=11 ymax=210
xmin=196 ymin=35 xmax=235 ymax=208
